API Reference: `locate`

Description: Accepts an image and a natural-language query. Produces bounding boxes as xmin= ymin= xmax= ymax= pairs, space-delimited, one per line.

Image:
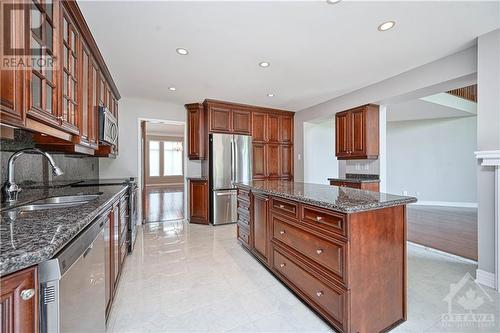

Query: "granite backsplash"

xmin=0 ymin=129 xmax=99 ymax=185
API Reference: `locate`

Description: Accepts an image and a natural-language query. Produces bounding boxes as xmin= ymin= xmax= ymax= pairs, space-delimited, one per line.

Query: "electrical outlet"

xmin=298 ymin=153 xmax=301 ymax=161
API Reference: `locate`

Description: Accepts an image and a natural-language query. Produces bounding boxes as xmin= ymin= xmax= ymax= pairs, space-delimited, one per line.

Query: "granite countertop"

xmin=237 ymin=180 xmax=416 ymax=214
xmin=328 ymin=173 xmax=380 ymax=183
xmin=0 ymin=184 xmax=128 ymax=277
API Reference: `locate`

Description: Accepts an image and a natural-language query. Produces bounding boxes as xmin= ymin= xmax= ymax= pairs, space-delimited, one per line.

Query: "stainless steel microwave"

xmin=98 ymin=106 xmax=118 ymax=146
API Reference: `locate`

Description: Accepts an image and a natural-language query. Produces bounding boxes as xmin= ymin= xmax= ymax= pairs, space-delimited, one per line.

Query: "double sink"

xmin=6 ymin=194 xmax=102 ymax=212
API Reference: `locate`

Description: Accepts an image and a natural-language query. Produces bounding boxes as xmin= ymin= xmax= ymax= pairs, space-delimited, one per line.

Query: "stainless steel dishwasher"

xmin=39 ymin=214 xmax=107 ymax=333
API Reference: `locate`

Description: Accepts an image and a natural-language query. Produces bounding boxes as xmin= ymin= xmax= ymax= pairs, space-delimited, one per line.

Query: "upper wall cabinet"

xmin=0 ymin=0 xmax=120 ymax=156
xmin=208 ymin=105 xmax=232 ymax=133
xmin=232 ymin=109 xmax=251 ymax=135
xmin=186 ymin=103 xmax=205 ymax=160
xmin=335 ymin=104 xmax=379 ymax=160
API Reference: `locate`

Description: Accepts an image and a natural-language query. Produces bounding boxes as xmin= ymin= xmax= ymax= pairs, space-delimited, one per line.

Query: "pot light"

xmin=378 ymin=20 xmax=395 ymax=32
xmin=176 ymin=48 xmax=189 ymax=55
xmin=267 ymin=93 xmax=275 ymax=97
xmin=168 ymin=87 xmax=176 ymax=91
xmin=326 ymin=0 xmax=341 ymax=4
xmin=259 ymin=61 xmax=270 ymax=68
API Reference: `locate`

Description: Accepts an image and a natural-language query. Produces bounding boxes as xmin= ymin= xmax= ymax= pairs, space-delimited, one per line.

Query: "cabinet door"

xmin=0 ymin=1 xmax=25 ymax=127
xmin=268 ymin=114 xmax=280 ymax=143
xmin=252 ymin=193 xmax=269 ymax=263
xmin=113 ymin=204 xmax=120 ymax=287
xmin=279 ymin=116 xmax=293 ymax=144
xmin=0 ymin=267 xmax=38 ymax=333
xmin=252 ymin=112 xmax=267 ymax=143
xmin=78 ymin=42 xmax=90 ymax=145
xmin=209 ymin=106 xmax=231 ymax=133
xmin=26 ymin=0 xmax=60 ymax=128
xmin=59 ymin=7 xmax=79 ymax=134
xmin=232 ymin=109 xmax=251 ymax=135
xmin=189 ymin=180 xmax=208 ymax=224
xmin=103 ymin=210 xmax=112 ymax=316
xmin=252 ymin=143 xmax=266 ymax=179
xmin=187 ymin=104 xmax=204 ymax=159
xmin=266 ymin=144 xmax=280 ymax=178
xmin=280 ymin=145 xmax=293 ymax=178
xmin=351 ymin=108 xmax=365 ymax=156
xmin=335 ymin=111 xmax=351 ymax=158
xmin=89 ymin=60 xmax=99 ymax=147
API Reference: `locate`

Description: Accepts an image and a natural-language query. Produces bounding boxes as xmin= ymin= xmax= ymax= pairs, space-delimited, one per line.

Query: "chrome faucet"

xmin=2 ymin=148 xmax=64 ymax=203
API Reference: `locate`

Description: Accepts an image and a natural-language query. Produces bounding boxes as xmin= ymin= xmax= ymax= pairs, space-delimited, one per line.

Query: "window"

xmin=148 ymin=139 xmax=183 ymax=178
xmin=163 ymin=141 xmax=183 ymax=176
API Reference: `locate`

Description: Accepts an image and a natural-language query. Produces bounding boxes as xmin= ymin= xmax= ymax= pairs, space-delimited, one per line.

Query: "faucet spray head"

xmin=52 ymin=166 xmax=64 ymax=176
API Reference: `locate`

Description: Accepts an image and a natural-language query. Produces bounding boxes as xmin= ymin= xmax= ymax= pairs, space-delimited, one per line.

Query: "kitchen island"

xmin=235 ymin=180 xmax=417 ymax=333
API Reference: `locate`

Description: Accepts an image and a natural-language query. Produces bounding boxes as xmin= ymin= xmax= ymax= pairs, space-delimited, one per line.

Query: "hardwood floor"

xmin=407 ymin=205 xmax=477 ymax=261
xmin=145 ymin=185 xmax=184 ymax=223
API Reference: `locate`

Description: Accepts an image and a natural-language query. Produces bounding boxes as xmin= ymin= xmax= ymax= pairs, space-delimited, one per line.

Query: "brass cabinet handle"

xmin=316 ymin=290 xmax=324 ymax=297
xmin=316 ymin=216 xmax=323 ymax=221
xmin=316 ymin=249 xmax=323 ymax=255
xmin=280 ymin=263 xmax=286 ymax=268
xmin=20 ymin=288 xmax=35 ymax=301
xmin=280 ymin=230 xmax=285 ymax=235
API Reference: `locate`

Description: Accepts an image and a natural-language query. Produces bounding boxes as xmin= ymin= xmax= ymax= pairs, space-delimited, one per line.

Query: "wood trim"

xmin=25 ymin=118 xmax=72 ymax=141
xmin=203 ymin=99 xmax=295 ymax=116
xmin=62 ymin=0 xmax=120 ymax=99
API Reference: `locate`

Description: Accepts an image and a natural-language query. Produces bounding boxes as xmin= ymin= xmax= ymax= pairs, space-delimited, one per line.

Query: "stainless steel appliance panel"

xmin=212 ymin=189 xmax=237 ymax=225
xmin=211 ymin=134 xmax=233 ymax=190
xmin=233 ymin=135 xmax=252 ymax=184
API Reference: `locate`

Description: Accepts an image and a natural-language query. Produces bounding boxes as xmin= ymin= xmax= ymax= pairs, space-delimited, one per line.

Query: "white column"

xmin=379 ymin=105 xmax=387 ymax=193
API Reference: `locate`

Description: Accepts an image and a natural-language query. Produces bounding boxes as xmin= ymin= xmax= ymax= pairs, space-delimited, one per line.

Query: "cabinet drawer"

xmin=273 ymin=249 xmax=346 ymax=330
xmin=301 ymin=205 xmax=346 ymax=238
xmin=237 ymin=209 xmax=250 ymax=226
xmin=238 ymin=188 xmax=250 ymax=202
xmin=237 ymin=224 xmax=250 ymax=247
xmin=271 ymin=197 xmax=298 ymax=219
xmin=238 ymin=199 xmax=250 ymax=211
xmin=272 ymin=216 xmax=346 ymax=283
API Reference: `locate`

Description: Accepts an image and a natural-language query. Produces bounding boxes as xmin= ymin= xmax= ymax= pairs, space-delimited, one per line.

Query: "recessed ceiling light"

xmin=259 ymin=62 xmax=270 ymax=68
xmin=176 ymin=48 xmax=189 ymax=55
xmin=168 ymin=87 xmax=176 ymax=91
xmin=326 ymin=0 xmax=341 ymax=4
xmin=267 ymin=93 xmax=275 ymax=97
xmin=378 ymin=20 xmax=395 ymax=32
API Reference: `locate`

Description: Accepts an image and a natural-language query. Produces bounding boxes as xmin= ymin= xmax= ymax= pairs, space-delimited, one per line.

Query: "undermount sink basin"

xmin=10 ymin=193 xmax=102 ymax=212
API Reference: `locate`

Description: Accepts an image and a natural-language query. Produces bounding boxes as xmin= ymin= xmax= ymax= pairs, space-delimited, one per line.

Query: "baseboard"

xmin=411 ymin=201 xmax=478 ymax=208
xmin=475 ymin=269 xmax=496 ymax=289
xmin=408 ymin=242 xmax=477 ymax=264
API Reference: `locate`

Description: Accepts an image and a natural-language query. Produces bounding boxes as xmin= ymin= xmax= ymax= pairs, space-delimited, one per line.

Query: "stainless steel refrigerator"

xmin=209 ymin=133 xmax=252 ymax=225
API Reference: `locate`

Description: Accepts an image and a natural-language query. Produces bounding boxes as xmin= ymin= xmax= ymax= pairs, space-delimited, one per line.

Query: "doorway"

xmin=141 ymin=120 xmax=185 ymax=223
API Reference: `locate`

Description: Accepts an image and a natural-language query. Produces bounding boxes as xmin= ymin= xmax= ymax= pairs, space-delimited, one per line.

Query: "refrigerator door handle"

xmin=231 ymin=138 xmax=236 ymax=184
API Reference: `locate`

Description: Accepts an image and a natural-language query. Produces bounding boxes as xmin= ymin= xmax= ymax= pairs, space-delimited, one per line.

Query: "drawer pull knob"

xmin=20 ymin=289 xmax=35 ymax=301
xmin=280 ymin=263 xmax=286 ymax=268
xmin=280 ymin=230 xmax=286 ymax=235
xmin=279 ymin=204 xmax=285 ymax=209
xmin=316 ymin=249 xmax=323 ymax=255
xmin=316 ymin=291 xmax=324 ymax=297
xmin=316 ymin=216 xmax=323 ymax=221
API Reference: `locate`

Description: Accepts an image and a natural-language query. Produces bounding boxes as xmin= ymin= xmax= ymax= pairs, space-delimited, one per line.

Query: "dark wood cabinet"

xmin=280 ymin=145 xmax=293 ymax=179
xmin=267 ymin=114 xmax=280 ymax=143
xmin=329 ymin=180 xmax=380 ymax=192
xmin=252 ymin=144 xmax=267 ymax=179
xmin=189 ymin=179 xmax=209 ymax=224
xmin=335 ymin=104 xmax=379 ymax=160
xmin=232 ymin=109 xmax=251 ymax=134
xmin=186 ymin=103 xmax=205 ymax=160
xmin=252 ymin=192 xmax=269 ymax=264
xmin=266 ymin=144 xmax=281 ymax=178
xmin=0 ymin=266 xmax=38 ymax=333
xmin=112 ymin=203 xmax=120 ymax=288
xmin=103 ymin=208 xmax=113 ymax=317
xmin=237 ymin=188 xmax=251 ymax=249
xmin=209 ymin=106 xmax=232 ymax=133
xmin=251 ymin=112 xmax=267 ymax=143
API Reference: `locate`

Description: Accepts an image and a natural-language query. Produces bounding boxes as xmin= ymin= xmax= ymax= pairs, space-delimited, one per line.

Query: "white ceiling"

xmin=79 ymin=1 xmax=500 ymax=111
xmin=146 ymin=122 xmax=184 ymax=136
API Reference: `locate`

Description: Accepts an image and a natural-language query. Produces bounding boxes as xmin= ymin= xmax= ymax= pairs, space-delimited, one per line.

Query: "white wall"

xmin=303 ymin=120 xmax=338 ymax=184
xmin=294 ymin=47 xmax=478 ymax=182
xmin=386 ymin=116 xmax=477 ymax=203
xmin=476 ymin=29 xmax=500 ymax=277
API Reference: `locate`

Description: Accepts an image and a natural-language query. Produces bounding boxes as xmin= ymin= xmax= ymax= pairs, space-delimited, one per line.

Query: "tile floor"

xmin=107 ymin=221 xmax=499 ymax=333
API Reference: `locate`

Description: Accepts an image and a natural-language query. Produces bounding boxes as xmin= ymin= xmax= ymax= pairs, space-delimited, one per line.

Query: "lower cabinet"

xmin=189 ymin=179 xmax=209 ymax=224
xmin=0 ymin=266 xmax=38 ymax=333
xmin=252 ymin=192 xmax=269 ymax=264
